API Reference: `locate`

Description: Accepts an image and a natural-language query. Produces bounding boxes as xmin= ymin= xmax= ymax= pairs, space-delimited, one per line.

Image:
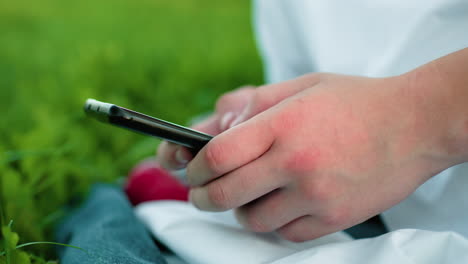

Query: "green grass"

xmin=0 ymin=0 xmax=263 ymax=261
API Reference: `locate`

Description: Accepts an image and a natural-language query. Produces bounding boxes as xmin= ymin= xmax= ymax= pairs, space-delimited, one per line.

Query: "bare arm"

xmin=408 ymin=47 xmax=468 ymax=164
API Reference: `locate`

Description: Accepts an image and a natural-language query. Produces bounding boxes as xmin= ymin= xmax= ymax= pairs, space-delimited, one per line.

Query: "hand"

xmin=156 ymin=86 xmax=255 ymax=170
xmin=186 ymin=72 xmax=457 ymax=242
xmin=157 ymin=77 xmax=315 ymax=170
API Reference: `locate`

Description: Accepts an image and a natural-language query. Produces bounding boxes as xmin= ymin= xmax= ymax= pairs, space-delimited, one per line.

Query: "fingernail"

xmin=175 ymin=148 xmax=189 ymax=165
xmin=229 ymin=113 xmax=244 ymax=128
xmin=220 ymin=112 xmax=235 ymax=131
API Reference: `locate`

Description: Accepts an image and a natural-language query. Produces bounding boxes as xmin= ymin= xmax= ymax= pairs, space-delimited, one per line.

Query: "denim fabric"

xmin=56 ymin=184 xmax=167 ymax=264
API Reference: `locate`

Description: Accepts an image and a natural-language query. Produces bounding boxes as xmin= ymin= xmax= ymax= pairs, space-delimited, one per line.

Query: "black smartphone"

xmin=84 ymin=99 xmax=213 ymax=154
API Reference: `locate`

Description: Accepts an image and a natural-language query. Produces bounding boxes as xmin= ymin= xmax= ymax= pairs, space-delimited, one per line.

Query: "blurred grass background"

xmin=0 ymin=0 xmax=263 ymax=262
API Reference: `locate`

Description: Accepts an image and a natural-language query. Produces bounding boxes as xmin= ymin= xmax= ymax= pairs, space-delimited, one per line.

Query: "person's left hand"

xmin=186 ymin=72 xmax=457 ymax=242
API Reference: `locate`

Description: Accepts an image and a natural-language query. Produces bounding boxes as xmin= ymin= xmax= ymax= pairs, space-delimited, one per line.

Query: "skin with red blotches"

xmin=157 ymin=48 xmax=468 ymax=242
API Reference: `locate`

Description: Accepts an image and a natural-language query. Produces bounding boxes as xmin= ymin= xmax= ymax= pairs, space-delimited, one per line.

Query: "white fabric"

xmin=254 ymin=0 xmax=468 ymax=237
xmin=271 ymin=229 xmax=468 ymax=264
xmin=136 ymin=201 xmax=468 ymax=264
xmin=136 ymin=201 xmax=351 ymax=264
xmin=254 ymin=0 xmax=468 ymax=82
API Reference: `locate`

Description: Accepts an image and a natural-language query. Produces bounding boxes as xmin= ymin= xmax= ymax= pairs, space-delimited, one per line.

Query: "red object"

xmin=124 ymin=159 xmax=189 ymax=205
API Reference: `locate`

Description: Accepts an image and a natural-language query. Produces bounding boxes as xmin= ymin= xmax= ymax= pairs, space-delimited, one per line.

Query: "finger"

xmin=276 ymin=215 xmax=336 ymax=242
xmin=191 ymin=115 xmax=223 ymax=135
xmin=155 ymin=86 xmax=256 ymax=170
xmin=194 ymin=86 xmax=254 ymax=133
xmin=156 ymin=142 xmax=190 ymax=170
xmin=230 ymin=74 xmax=324 ymax=127
xmin=156 ymin=113 xmax=220 ymax=170
xmin=184 ymin=86 xmax=257 ymax=135
xmin=190 ymin=111 xmax=238 ymax=135
xmin=219 ymin=111 xmax=237 ymax=131
xmin=235 ymin=188 xmax=307 ymax=232
xmin=215 ymin=86 xmax=256 ymax=114
xmin=189 ymin=150 xmax=287 ymax=211
xmin=186 ymin=114 xmax=274 ymax=186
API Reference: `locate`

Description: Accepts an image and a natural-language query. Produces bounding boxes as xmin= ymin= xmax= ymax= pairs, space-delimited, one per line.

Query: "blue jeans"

xmin=56 ymin=184 xmax=167 ymax=264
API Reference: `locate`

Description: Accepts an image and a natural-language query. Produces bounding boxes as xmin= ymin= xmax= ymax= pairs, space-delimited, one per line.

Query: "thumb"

xmin=229 ymin=73 xmax=323 ymax=127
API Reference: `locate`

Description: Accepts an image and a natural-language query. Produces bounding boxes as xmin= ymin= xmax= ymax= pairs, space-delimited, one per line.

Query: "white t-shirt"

xmin=254 ymin=0 xmax=468 ymax=236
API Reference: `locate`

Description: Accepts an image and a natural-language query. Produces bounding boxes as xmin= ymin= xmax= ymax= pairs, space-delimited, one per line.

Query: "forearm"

xmin=404 ymin=47 xmax=468 ymax=166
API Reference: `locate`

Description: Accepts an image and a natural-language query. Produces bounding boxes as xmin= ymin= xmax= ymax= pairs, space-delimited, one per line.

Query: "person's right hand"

xmin=157 ymin=76 xmax=318 ymax=170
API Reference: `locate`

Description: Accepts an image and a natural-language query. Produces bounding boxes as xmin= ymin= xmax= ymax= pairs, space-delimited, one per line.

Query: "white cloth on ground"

xmin=136 ymin=201 xmax=468 ymax=264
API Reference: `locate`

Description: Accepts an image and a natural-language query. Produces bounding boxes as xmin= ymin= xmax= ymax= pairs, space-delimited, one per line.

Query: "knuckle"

xmin=270 ymin=108 xmax=301 ymax=136
xmin=300 ymin=177 xmax=340 ymax=203
xmin=204 ymin=141 xmax=225 ymax=175
xmin=282 ymin=149 xmax=320 ymax=175
xmin=206 ymin=183 xmax=231 ymax=210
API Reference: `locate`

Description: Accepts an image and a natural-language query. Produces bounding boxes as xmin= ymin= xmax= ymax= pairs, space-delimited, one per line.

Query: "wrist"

xmin=400 ymin=55 xmax=468 ymax=167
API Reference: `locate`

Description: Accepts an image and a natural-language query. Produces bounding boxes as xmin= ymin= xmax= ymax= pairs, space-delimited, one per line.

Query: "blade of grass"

xmin=0 ymin=241 xmax=88 ymax=257
xmin=16 ymin=241 xmax=87 ymax=253
xmin=3 ymin=220 xmax=14 ymax=264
